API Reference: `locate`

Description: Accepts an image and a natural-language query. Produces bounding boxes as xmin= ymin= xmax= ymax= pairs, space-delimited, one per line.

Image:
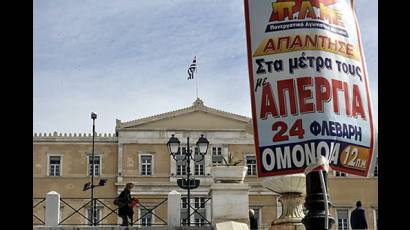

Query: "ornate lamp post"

xmin=167 ymin=134 xmax=209 ymax=226
xmin=90 ymin=112 xmax=97 ymax=226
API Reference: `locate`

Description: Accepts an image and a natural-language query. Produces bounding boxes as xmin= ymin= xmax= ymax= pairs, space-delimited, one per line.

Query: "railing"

xmin=181 ymin=197 xmax=212 ymax=226
xmin=33 ymin=197 xmax=168 ymax=226
xmin=58 ymin=198 xmax=93 ymax=225
xmin=33 ymin=198 xmax=46 ymax=225
xmin=133 ymin=198 xmax=168 ymax=226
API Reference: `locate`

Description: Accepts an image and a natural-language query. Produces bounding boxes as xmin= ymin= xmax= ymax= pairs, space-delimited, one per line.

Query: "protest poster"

xmin=244 ymin=0 xmax=375 ymax=177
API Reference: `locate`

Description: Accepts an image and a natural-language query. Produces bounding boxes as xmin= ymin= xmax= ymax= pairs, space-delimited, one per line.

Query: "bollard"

xmin=45 ymin=191 xmax=60 ymax=226
xmin=168 ymin=190 xmax=181 ymax=227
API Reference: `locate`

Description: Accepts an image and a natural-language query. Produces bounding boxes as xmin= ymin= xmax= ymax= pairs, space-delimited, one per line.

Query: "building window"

xmin=175 ymin=147 xmax=187 ymax=176
xmin=178 ymin=146 xmax=196 ymax=155
xmin=181 ymin=197 xmax=207 ymax=226
xmin=181 ymin=197 xmax=191 ymax=226
xmin=194 ymin=146 xmax=204 ymax=176
xmin=194 ymin=197 xmax=205 ymax=209
xmin=336 ymin=208 xmax=349 ymax=230
xmin=178 ymin=147 xmax=187 ymax=155
xmin=213 ymin=147 xmax=222 ymax=155
xmin=48 ymin=155 xmax=62 ymax=176
xmin=181 ymin=197 xmax=188 ymax=209
xmin=140 ymin=208 xmax=153 ymax=226
xmin=195 ymin=164 xmax=204 ymax=176
xmin=246 ymin=156 xmax=257 ymax=176
xmin=250 ymin=207 xmax=261 ymax=229
xmin=194 ymin=197 xmax=207 ymax=226
xmin=177 ymin=165 xmax=187 ymax=175
xmin=88 ymin=155 xmax=101 ymax=177
xmin=140 ymin=155 xmax=152 ymax=176
xmin=212 ymin=147 xmax=223 ymax=166
xmin=373 ymin=157 xmax=378 ymax=177
xmin=86 ymin=207 xmax=101 ymax=225
xmin=334 ymin=171 xmax=347 ymax=177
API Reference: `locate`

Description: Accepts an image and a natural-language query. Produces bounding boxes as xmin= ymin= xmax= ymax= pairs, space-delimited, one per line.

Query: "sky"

xmin=33 ymin=0 xmax=378 ymax=134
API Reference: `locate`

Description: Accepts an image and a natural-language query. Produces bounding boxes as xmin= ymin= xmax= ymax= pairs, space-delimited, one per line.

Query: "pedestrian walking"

xmin=350 ymin=201 xmax=368 ymax=230
xmin=115 ymin=183 xmax=135 ymax=226
xmin=249 ymin=209 xmax=258 ymax=230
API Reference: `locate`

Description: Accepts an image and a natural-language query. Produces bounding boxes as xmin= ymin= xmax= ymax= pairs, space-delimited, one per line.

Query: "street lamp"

xmin=167 ymin=134 xmax=209 ymax=226
xmin=90 ymin=112 xmax=97 ymax=226
xmin=167 ymin=134 xmax=180 ymax=157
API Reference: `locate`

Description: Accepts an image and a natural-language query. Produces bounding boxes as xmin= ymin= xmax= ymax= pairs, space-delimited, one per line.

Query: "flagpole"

xmin=196 ymin=56 xmax=199 ymax=99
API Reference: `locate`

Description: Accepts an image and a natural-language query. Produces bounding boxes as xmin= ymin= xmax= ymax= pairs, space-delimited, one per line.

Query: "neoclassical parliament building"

xmin=33 ymin=98 xmax=378 ymax=229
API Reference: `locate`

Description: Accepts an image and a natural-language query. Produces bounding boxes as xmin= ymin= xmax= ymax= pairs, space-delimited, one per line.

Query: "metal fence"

xmin=33 ymin=197 xmax=168 ymax=226
xmin=33 ymin=198 xmax=46 ymax=225
xmin=181 ymin=196 xmax=212 ymax=227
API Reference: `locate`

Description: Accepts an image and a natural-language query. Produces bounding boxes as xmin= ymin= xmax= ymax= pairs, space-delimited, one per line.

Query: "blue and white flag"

xmin=187 ymin=56 xmax=196 ymax=80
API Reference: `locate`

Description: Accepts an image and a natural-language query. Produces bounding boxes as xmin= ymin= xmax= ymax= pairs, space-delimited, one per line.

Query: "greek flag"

xmin=187 ymin=56 xmax=196 ymax=80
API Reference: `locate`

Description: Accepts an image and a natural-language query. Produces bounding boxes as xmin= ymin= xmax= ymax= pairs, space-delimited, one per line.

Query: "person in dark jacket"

xmin=350 ymin=201 xmax=368 ymax=230
xmin=249 ymin=209 xmax=258 ymax=230
xmin=118 ymin=183 xmax=134 ymax=226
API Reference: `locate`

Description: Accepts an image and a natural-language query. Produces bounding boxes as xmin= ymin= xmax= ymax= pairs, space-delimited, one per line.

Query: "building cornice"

xmin=33 ymin=132 xmax=117 ymax=143
xmin=116 ymin=98 xmax=251 ymax=130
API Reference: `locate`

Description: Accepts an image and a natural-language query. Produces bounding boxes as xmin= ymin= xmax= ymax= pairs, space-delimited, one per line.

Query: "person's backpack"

xmin=113 ymin=196 xmax=122 ymax=206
